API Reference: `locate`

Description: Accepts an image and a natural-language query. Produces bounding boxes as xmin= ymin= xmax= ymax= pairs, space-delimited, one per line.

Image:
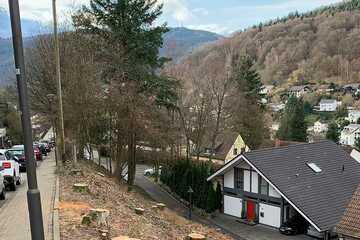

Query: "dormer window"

xmin=307 ymin=163 xmax=322 ymax=173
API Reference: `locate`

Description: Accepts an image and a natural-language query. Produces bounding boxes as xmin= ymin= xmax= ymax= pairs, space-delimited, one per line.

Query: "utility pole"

xmin=52 ymin=0 xmax=65 ymax=162
xmin=8 ymin=0 xmax=45 ymax=239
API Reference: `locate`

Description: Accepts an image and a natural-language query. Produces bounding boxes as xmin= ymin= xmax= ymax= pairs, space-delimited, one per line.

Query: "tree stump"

xmin=156 ymin=203 xmax=166 ymax=211
xmin=73 ymin=183 xmax=89 ymax=193
xmin=70 ymin=169 xmax=83 ymax=176
xmin=112 ymin=236 xmax=140 ymax=240
xmin=81 ymin=215 xmax=92 ymax=226
xmin=89 ymin=208 xmax=110 ymax=226
xmin=186 ymin=233 xmax=206 ymax=240
xmin=134 ymin=208 xmax=145 ymax=215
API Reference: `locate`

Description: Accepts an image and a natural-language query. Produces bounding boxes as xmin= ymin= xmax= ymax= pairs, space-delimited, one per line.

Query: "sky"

xmin=0 ymin=0 xmax=343 ymax=35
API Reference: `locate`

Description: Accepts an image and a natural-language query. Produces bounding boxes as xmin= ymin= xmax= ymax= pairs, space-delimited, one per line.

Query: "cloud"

xmin=187 ymin=24 xmax=229 ymax=34
xmin=192 ymin=8 xmax=209 ymax=16
xmin=0 ymin=0 xmax=88 ymax=22
xmin=157 ymin=0 xmax=193 ymax=23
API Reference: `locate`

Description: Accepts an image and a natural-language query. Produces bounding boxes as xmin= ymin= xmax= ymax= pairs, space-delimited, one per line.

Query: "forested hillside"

xmin=170 ymin=0 xmax=360 ymax=87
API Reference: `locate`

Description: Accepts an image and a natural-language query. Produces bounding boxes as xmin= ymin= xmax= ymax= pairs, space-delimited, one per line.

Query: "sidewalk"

xmin=0 ymin=153 xmax=57 ymax=240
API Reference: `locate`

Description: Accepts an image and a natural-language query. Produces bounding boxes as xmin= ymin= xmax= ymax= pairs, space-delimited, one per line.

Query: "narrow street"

xmin=0 ymin=153 xmax=56 ymax=240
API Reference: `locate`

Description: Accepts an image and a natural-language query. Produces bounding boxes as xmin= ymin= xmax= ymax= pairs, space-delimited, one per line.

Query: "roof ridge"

xmin=244 ymin=140 xmax=333 ymax=155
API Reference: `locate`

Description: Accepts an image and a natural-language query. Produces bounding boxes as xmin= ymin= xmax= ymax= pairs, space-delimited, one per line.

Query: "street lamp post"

xmin=188 ymin=186 xmax=194 ymax=220
xmin=8 ymin=0 xmax=45 ymax=239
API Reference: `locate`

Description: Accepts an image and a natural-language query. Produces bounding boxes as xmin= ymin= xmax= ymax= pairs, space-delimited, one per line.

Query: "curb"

xmin=53 ymin=177 xmax=60 ymax=240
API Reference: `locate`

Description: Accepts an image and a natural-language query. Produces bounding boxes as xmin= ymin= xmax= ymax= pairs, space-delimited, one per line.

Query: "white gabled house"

xmin=347 ymin=110 xmax=360 ymax=123
xmin=319 ymin=99 xmax=338 ymax=112
xmin=207 ymin=141 xmax=360 ymax=238
xmin=313 ymin=121 xmax=328 ymax=134
xmin=340 ymin=124 xmax=360 ymax=146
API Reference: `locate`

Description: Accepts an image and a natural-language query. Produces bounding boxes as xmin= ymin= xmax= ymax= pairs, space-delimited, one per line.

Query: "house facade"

xmin=197 ymin=133 xmax=249 ymax=164
xmin=208 ymin=141 xmax=360 ymax=239
xmin=288 ymin=85 xmax=311 ymax=98
xmin=319 ymin=99 xmax=338 ymax=112
xmin=340 ymin=124 xmax=360 ymax=146
xmin=347 ymin=110 xmax=360 ymax=123
xmin=313 ymin=121 xmax=328 ymax=134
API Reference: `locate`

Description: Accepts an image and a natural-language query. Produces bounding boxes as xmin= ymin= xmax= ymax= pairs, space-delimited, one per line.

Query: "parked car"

xmin=279 ymin=214 xmax=309 ymax=235
xmin=0 ymin=166 xmax=5 ymax=200
xmin=40 ymin=141 xmax=51 ymax=153
xmin=35 ymin=142 xmax=47 ymax=156
xmin=0 ymin=149 xmax=21 ymax=191
xmin=143 ymin=166 xmax=162 ymax=176
xmin=7 ymin=148 xmax=26 ymax=172
xmin=12 ymin=144 xmax=39 ymax=162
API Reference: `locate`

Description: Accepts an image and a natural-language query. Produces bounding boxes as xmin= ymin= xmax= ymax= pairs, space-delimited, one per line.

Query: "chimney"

xmin=275 ymin=138 xmax=281 ymax=147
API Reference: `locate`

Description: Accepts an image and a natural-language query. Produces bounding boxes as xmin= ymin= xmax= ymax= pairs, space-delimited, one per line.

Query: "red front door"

xmin=247 ymin=201 xmax=256 ymax=222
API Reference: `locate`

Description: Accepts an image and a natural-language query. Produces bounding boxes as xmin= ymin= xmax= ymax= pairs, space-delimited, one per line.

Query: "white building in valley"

xmin=319 ymin=99 xmax=338 ymax=112
xmin=347 ymin=110 xmax=360 ymax=123
xmin=313 ymin=121 xmax=328 ymax=134
xmin=340 ymin=124 xmax=360 ymax=146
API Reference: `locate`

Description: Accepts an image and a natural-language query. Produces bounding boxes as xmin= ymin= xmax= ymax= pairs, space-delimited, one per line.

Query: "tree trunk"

xmin=127 ymin=118 xmax=136 ymax=187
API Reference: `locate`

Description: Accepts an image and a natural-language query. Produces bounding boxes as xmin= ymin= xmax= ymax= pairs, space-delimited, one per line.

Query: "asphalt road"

xmin=0 ymin=153 xmax=56 ymax=240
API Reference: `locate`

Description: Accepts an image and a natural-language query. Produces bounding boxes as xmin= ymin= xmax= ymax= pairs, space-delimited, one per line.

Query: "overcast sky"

xmin=0 ymin=0 xmax=343 ymax=35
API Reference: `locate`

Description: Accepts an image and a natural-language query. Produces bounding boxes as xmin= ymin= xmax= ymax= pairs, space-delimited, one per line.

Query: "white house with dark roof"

xmin=288 ymin=85 xmax=312 ymax=98
xmin=340 ymin=124 xmax=360 ymax=146
xmin=347 ymin=110 xmax=360 ymax=123
xmin=319 ymin=99 xmax=338 ymax=112
xmin=208 ymin=141 xmax=360 ymax=238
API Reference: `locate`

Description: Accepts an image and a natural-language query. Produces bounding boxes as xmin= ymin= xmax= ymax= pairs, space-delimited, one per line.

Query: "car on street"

xmin=144 ymin=166 xmax=162 ymax=176
xmin=34 ymin=142 xmax=47 ymax=156
xmin=279 ymin=214 xmax=309 ymax=235
xmin=7 ymin=148 xmax=26 ymax=172
xmin=0 ymin=166 xmax=5 ymax=200
xmin=0 ymin=149 xmax=21 ymax=191
xmin=12 ymin=144 xmax=42 ymax=161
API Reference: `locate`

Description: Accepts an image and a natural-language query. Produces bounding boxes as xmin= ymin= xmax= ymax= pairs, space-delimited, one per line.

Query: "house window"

xmin=233 ymin=148 xmax=238 ymax=156
xmin=234 ymin=168 xmax=244 ymax=190
xmin=260 ymin=177 xmax=268 ymax=195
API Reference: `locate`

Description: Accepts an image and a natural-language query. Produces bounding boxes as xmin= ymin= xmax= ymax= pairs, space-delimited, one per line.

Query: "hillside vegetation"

xmin=171 ymin=0 xmax=360 ymax=87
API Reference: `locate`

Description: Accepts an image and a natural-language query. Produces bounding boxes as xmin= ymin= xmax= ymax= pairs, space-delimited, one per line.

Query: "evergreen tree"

xmin=232 ymin=55 xmax=268 ymax=149
xmin=326 ymin=122 xmax=340 ymax=143
xmin=74 ymin=0 xmax=174 ymax=186
xmin=277 ymin=96 xmax=307 ymax=142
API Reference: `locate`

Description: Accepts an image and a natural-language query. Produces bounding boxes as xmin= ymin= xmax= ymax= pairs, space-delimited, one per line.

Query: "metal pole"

xmin=8 ymin=1 xmax=45 ymax=239
xmin=52 ymin=0 xmax=65 ymax=160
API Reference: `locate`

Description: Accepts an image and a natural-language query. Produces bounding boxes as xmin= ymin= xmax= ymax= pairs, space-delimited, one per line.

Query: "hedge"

xmin=160 ymin=159 xmax=222 ymax=213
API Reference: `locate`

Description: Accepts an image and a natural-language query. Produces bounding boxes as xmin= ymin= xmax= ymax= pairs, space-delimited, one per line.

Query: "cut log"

xmin=156 ymin=203 xmax=166 ymax=211
xmin=73 ymin=183 xmax=89 ymax=193
xmin=97 ymin=172 xmax=105 ymax=177
xmin=186 ymin=233 xmax=206 ymax=240
xmin=134 ymin=208 xmax=145 ymax=215
xmin=89 ymin=208 xmax=110 ymax=226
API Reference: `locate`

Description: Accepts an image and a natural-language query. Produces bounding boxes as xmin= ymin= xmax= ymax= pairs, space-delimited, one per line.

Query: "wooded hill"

xmin=170 ymin=0 xmax=360 ymax=88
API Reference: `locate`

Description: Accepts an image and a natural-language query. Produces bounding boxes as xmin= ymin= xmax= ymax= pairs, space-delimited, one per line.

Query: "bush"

xmin=160 ymin=159 xmax=221 ymax=213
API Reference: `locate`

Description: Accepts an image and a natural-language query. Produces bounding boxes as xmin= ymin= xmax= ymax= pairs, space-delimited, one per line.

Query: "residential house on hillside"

xmin=342 ymin=83 xmax=360 ymax=94
xmin=208 ymin=141 xmax=360 ymax=239
xmin=340 ymin=124 xmax=360 ymax=146
xmin=260 ymin=85 xmax=274 ymax=95
xmin=269 ymin=103 xmax=285 ymax=113
xmin=288 ymin=85 xmax=312 ymax=98
xmin=313 ymin=121 xmax=328 ymax=134
xmin=316 ymin=85 xmax=333 ymax=94
xmin=319 ymin=99 xmax=338 ymax=112
xmin=197 ymin=133 xmax=249 ymax=164
xmin=347 ymin=110 xmax=360 ymax=123
xmin=336 ymin=184 xmax=360 ymax=240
